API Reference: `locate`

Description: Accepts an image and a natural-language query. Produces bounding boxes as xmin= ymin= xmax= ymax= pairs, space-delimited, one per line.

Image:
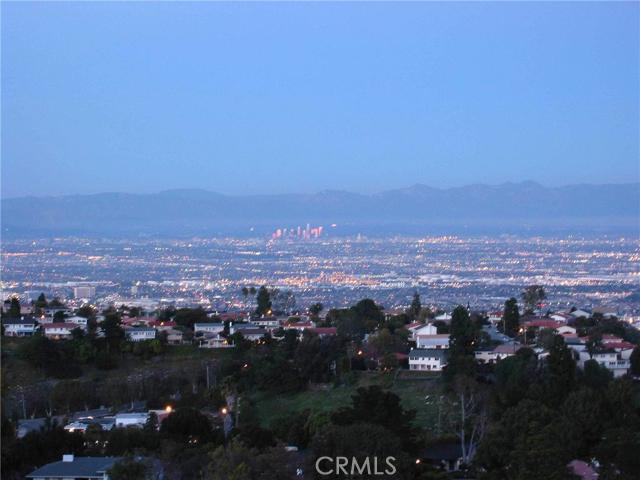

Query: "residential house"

xmin=67 ymin=316 xmax=89 ymax=329
xmin=575 ymin=349 xmax=630 ymax=378
xmin=194 ymin=322 xmax=225 ymax=335
xmin=556 ymin=325 xmax=577 ymax=336
xmin=26 ymin=455 xmax=122 ymax=480
xmin=405 ymin=322 xmax=425 ymax=336
xmin=43 ymin=307 xmax=71 ymax=319
xmin=230 ymin=322 xmax=261 ymax=334
xmin=570 ymin=309 xmax=591 ymax=319
xmin=115 ymin=412 xmax=149 ymax=428
xmin=64 ymin=418 xmax=115 ymax=433
xmin=475 ymin=343 xmax=524 ymax=364
xmin=409 ymin=323 xmax=438 ymax=341
xmin=416 ymin=333 xmax=450 ymax=349
xmin=125 ymin=327 xmax=156 ymax=342
xmin=198 ymin=333 xmax=232 ymax=349
xmin=549 ymin=313 xmax=573 ymax=323
xmin=252 ymin=316 xmax=280 ymax=328
xmin=43 ymin=323 xmax=78 ymax=339
xmin=2 ymin=317 xmax=38 ymax=336
xmin=165 ymin=329 xmax=184 ymax=345
xmin=564 ymin=335 xmax=588 ymax=353
xmin=282 ymin=320 xmax=316 ymax=331
xmin=237 ymin=327 xmax=268 ymax=341
xmin=408 ymin=348 xmax=447 ymax=371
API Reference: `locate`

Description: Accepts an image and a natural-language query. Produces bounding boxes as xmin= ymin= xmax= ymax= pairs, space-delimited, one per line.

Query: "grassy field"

xmin=250 ymin=371 xmax=443 ymax=431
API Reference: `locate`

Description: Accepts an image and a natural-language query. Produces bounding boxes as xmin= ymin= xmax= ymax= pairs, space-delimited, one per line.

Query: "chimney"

xmin=62 ymin=454 xmax=74 ymax=462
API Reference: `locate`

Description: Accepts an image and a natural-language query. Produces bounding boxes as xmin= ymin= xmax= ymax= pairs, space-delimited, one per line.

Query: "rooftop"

xmin=26 ymin=456 xmax=122 ymax=479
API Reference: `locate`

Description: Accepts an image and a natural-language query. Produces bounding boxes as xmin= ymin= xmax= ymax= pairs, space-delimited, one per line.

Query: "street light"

xmin=164 ymin=405 xmax=173 ymax=413
xmin=221 ymin=407 xmax=228 ymax=415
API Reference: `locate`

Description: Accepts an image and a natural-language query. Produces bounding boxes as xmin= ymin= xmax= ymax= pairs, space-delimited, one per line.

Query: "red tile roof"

xmin=523 ymin=319 xmax=561 ymax=329
xmin=308 ymin=327 xmax=337 ymax=335
xmin=148 ymin=320 xmax=176 ymax=328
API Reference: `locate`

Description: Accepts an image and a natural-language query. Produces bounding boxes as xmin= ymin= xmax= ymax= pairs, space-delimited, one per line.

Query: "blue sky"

xmin=2 ymin=2 xmax=638 ymax=198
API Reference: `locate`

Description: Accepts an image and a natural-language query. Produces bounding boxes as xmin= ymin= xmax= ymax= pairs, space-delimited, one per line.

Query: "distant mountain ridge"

xmin=2 ymin=182 xmax=638 ymax=236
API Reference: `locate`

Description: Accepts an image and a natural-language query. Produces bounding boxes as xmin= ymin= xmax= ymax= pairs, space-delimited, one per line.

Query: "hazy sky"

xmin=2 ymin=2 xmax=638 ymax=198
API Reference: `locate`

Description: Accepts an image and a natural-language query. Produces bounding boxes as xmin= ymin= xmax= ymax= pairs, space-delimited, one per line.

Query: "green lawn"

xmin=250 ymin=371 xmax=444 ymax=431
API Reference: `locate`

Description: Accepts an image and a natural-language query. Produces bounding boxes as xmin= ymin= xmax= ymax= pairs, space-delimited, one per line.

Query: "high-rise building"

xmin=73 ymin=286 xmax=96 ymax=299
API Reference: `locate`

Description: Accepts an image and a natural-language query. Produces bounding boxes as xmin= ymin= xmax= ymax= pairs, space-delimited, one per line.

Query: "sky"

xmin=2 ymin=2 xmax=638 ymax=198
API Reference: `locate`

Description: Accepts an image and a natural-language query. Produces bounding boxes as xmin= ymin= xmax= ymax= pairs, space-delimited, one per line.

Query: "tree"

xmin=501 ymin=297 xmax=520 ymax=337
xmin=76 ymin=304 xmax=96 ymax=320
xmin=35 ymin=293 xmax=48 ymax=310
xmin=629 ymin=346 xmax=640 ymax=375
xmin=173 ymin=307 xmax=208 ymax=329
xmin=586 ymin=331 xmax=603 ymax=358
xmin=49 ymin=297 xmax=64 ymax=307
xmin=582 ymin=359 xmax=613 ymax=390
xmin=309 ymin=303 xmax=323 ymax=316
xmin=255 ymin=286 xmax=271 ymax=316
xmin=521 ymin=285 xmax=546 ymax=313
xmin=160 ymin=408 xmax=219 ymax=444
xmin=207 ymin=439 xmax=295 ymax=480
xmin=543 ymin=334 xmax=576 ymax=405
xmin=493 ymin=347 xmax=539 ymax=408
xmin=107 ymin=457 xmax=153 ymax=480
xmin=409 ymin=291 xmax=421 ymax=320
xmin=352 ymin=299 xmax=384 ymax=330
xmin=331 ymin=386 xmax=419 ymax=453
xmin=446 ymin=375 xmax=488 ymax=464
xmin=101 ymin=312 xmax=125 ymax=353
xmin=232 ymin=424 xmax=276 ymax=450
xmin=449 ymin=305 xmax=476 ymax=358
xmin=444 ymin=306 xmax=479 ymax=381
xmin=7 ymin=297 xmax=21 ymax=317
xmin=560 ymin=387 xmax=607 ymax=459
xmin=271 ymin=289 xmax=296 ymax=315
xmin=475 ymin=399 xmax=569 ymax=479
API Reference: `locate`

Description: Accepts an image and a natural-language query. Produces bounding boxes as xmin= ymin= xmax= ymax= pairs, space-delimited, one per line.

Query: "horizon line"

xmin=3 ymin=180 xmax=639 ymax=201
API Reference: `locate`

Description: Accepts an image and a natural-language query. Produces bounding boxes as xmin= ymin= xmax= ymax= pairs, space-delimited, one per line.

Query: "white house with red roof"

xmin=283 ymin=320 xmax=316 ymax=331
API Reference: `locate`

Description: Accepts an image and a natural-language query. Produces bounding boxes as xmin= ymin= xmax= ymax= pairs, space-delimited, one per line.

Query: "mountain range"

xmin=2 ymin=182 xmax=638 ymax=236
